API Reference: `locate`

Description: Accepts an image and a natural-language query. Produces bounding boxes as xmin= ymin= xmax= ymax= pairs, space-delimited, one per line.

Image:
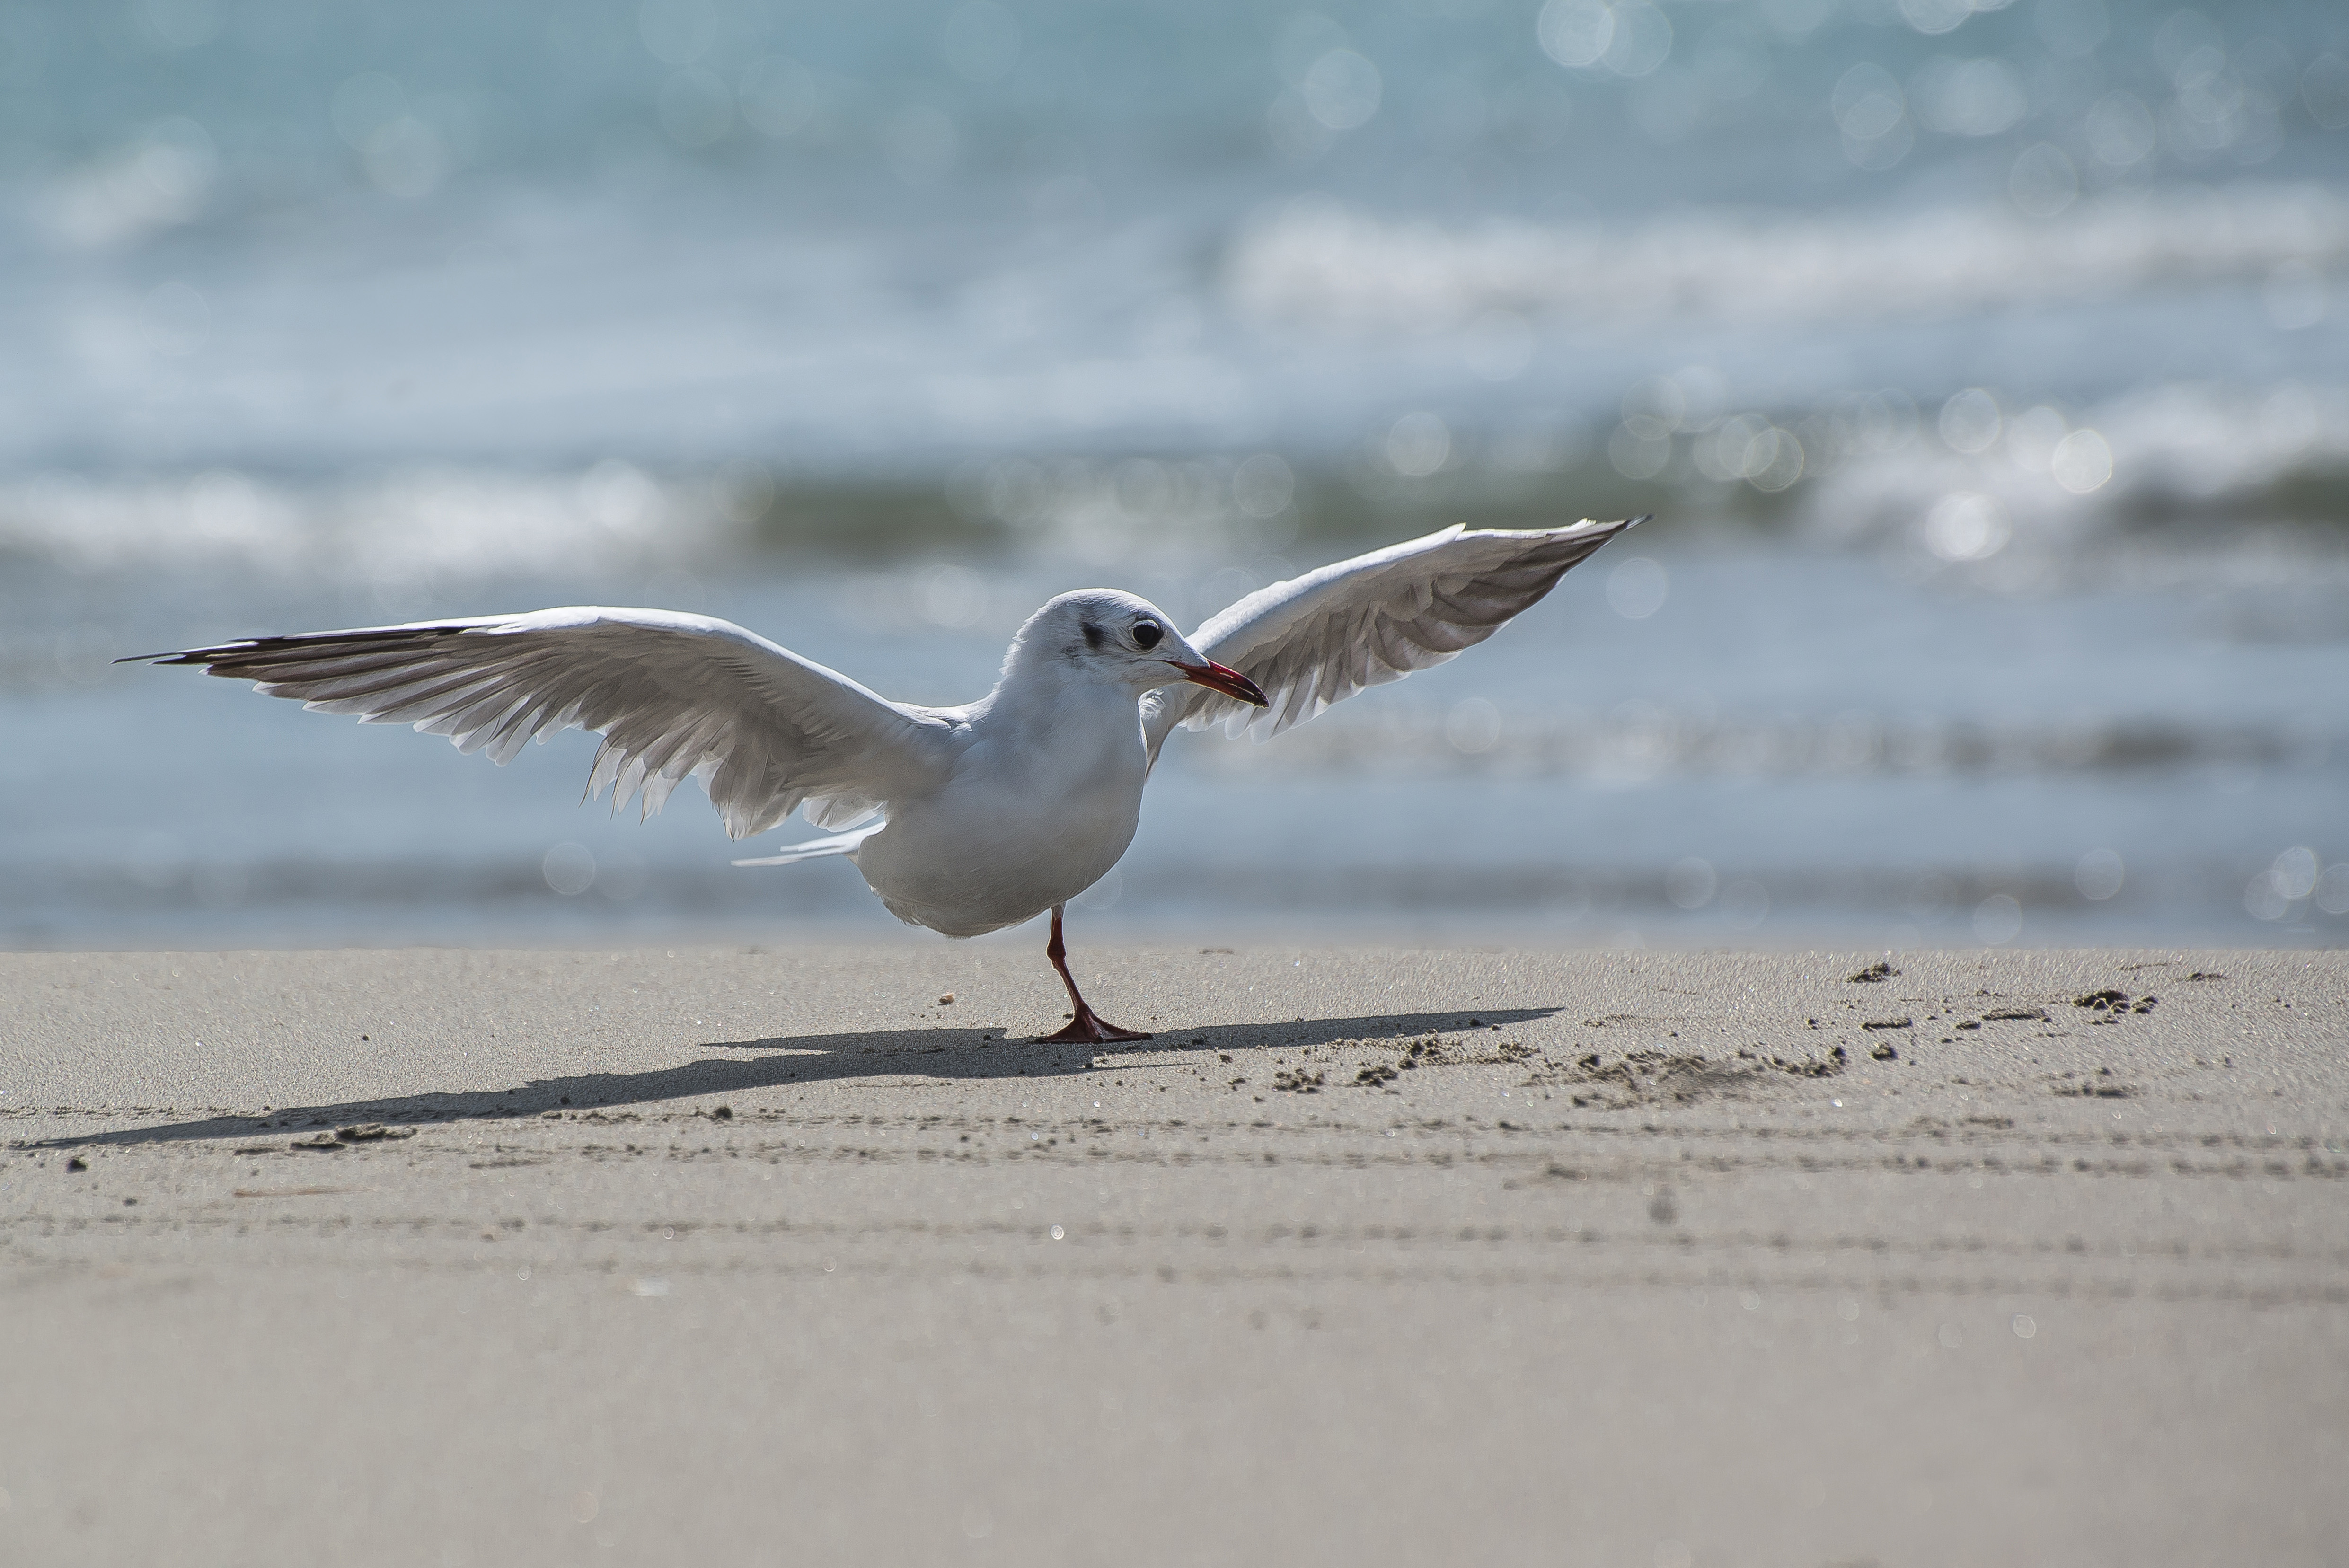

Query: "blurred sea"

xmin=3 ymin=0 xmax=2346 ymax=949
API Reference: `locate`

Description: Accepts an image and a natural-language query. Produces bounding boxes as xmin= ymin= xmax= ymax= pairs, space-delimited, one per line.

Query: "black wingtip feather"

xmin=116 ymin=648 xmax=235 ymax=666
xmin=119 ymin=624 xmax=482 ymax=669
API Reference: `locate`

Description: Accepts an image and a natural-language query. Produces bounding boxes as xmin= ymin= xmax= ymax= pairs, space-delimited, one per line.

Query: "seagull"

xmin=132 ymin=518 xmax=1643 ymax=1042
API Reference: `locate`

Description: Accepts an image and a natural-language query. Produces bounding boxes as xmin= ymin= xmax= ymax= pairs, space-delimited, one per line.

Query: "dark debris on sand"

xmin=2075 ymin=989 xmax=2157 ymax=1014
xmin=1526 ymin=1043 xmax=1850 ymax=1110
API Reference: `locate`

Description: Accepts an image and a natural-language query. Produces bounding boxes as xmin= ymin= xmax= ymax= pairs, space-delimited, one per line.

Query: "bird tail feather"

xmin=731 ymin=825 xmax=881 ymax=867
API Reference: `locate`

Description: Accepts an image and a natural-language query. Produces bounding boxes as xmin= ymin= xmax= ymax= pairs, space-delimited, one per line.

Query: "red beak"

xmin=1172 ymin=659 xmax=1269 ymax=707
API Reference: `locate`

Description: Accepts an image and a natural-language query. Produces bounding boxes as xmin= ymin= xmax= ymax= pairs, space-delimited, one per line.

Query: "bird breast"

xmin=849 ymin=688 xmax=1150 ymax=936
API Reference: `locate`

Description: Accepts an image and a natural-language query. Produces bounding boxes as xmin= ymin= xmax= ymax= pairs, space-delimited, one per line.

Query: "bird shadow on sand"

xmin=25 ymin=1007 xmax=1555 ymax=1152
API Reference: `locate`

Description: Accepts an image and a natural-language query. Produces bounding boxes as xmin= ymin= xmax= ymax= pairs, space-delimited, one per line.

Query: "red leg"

xmin=1037 ymin=903 xmax=1151 ymax=1044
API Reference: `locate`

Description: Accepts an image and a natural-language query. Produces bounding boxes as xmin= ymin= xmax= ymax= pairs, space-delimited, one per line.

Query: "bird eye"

xmin=1132 ymin=621 xmax=1163 ymax=650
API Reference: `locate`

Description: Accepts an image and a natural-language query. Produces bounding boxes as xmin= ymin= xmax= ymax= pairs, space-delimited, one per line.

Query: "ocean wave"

xmin=1180 ymin=704 xmax=2336 ymax=783
xmin=4 ymin=850 xmax=2332 ymax=950
xmin=1793 ymin=382 xmax=2349 ymax=563
xmin=1222 ymin=184 xmax=2349 ymax=332
xmin=0 ymin=463 xmax=724 ymax=578
xmin=3 ymin=379 xmax=2343 ymax=586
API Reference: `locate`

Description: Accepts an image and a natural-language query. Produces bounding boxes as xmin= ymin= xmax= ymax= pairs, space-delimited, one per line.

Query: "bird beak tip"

xmin=1175 ymin=659 xmax=1269 ymax=708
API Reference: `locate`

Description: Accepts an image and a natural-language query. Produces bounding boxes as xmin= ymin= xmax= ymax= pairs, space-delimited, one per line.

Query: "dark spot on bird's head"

xmin=1081 ymin=621 xmax=1106 ymax=652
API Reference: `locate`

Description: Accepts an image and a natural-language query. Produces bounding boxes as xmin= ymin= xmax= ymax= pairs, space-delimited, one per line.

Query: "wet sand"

xmin=4 ymin=945 xmax=2344 ymax=1565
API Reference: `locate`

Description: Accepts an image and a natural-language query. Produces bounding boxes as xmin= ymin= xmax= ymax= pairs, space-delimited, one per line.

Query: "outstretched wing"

xmin=1145 ymin=519 xmax=1643 ymax=758
xmin=133 ymin=607 xmax=956 ymax=838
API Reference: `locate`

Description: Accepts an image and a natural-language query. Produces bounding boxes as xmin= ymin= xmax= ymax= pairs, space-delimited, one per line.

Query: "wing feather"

xmin=134 ymin=607 xmax=955 ymax=839
xmin=1146 ymin=519 xmax=1643 ymax=757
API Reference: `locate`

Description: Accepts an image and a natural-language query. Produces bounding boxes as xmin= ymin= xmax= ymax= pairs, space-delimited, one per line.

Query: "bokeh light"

xmin=2074 ymin=849 xmax=2125 ymax=901
xmin=1605 ymin=558 xmax=1668 ymax=620
xmin=1973 ymin=895 xmax=2023 ymax=945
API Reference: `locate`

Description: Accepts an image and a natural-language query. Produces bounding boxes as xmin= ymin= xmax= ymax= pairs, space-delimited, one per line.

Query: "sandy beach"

xmin=3 ymin=944 xmax=2343 ymax=1565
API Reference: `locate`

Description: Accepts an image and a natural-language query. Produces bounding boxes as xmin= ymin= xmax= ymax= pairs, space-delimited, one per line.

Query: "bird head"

xmin=1010 ymin=590 xmax=1268 ymax=707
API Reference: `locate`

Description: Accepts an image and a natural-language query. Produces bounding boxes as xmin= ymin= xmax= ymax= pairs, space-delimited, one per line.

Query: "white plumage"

xmin=138 ymin=519 xmax=1641 ymax=1041
xmin=1147 ymin=520 xmax=1642 ymax=749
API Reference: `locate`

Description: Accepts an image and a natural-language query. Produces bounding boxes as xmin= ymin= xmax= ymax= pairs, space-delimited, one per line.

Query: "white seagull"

xmin=134 ymin=519 xmax=1642 ymax=1042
